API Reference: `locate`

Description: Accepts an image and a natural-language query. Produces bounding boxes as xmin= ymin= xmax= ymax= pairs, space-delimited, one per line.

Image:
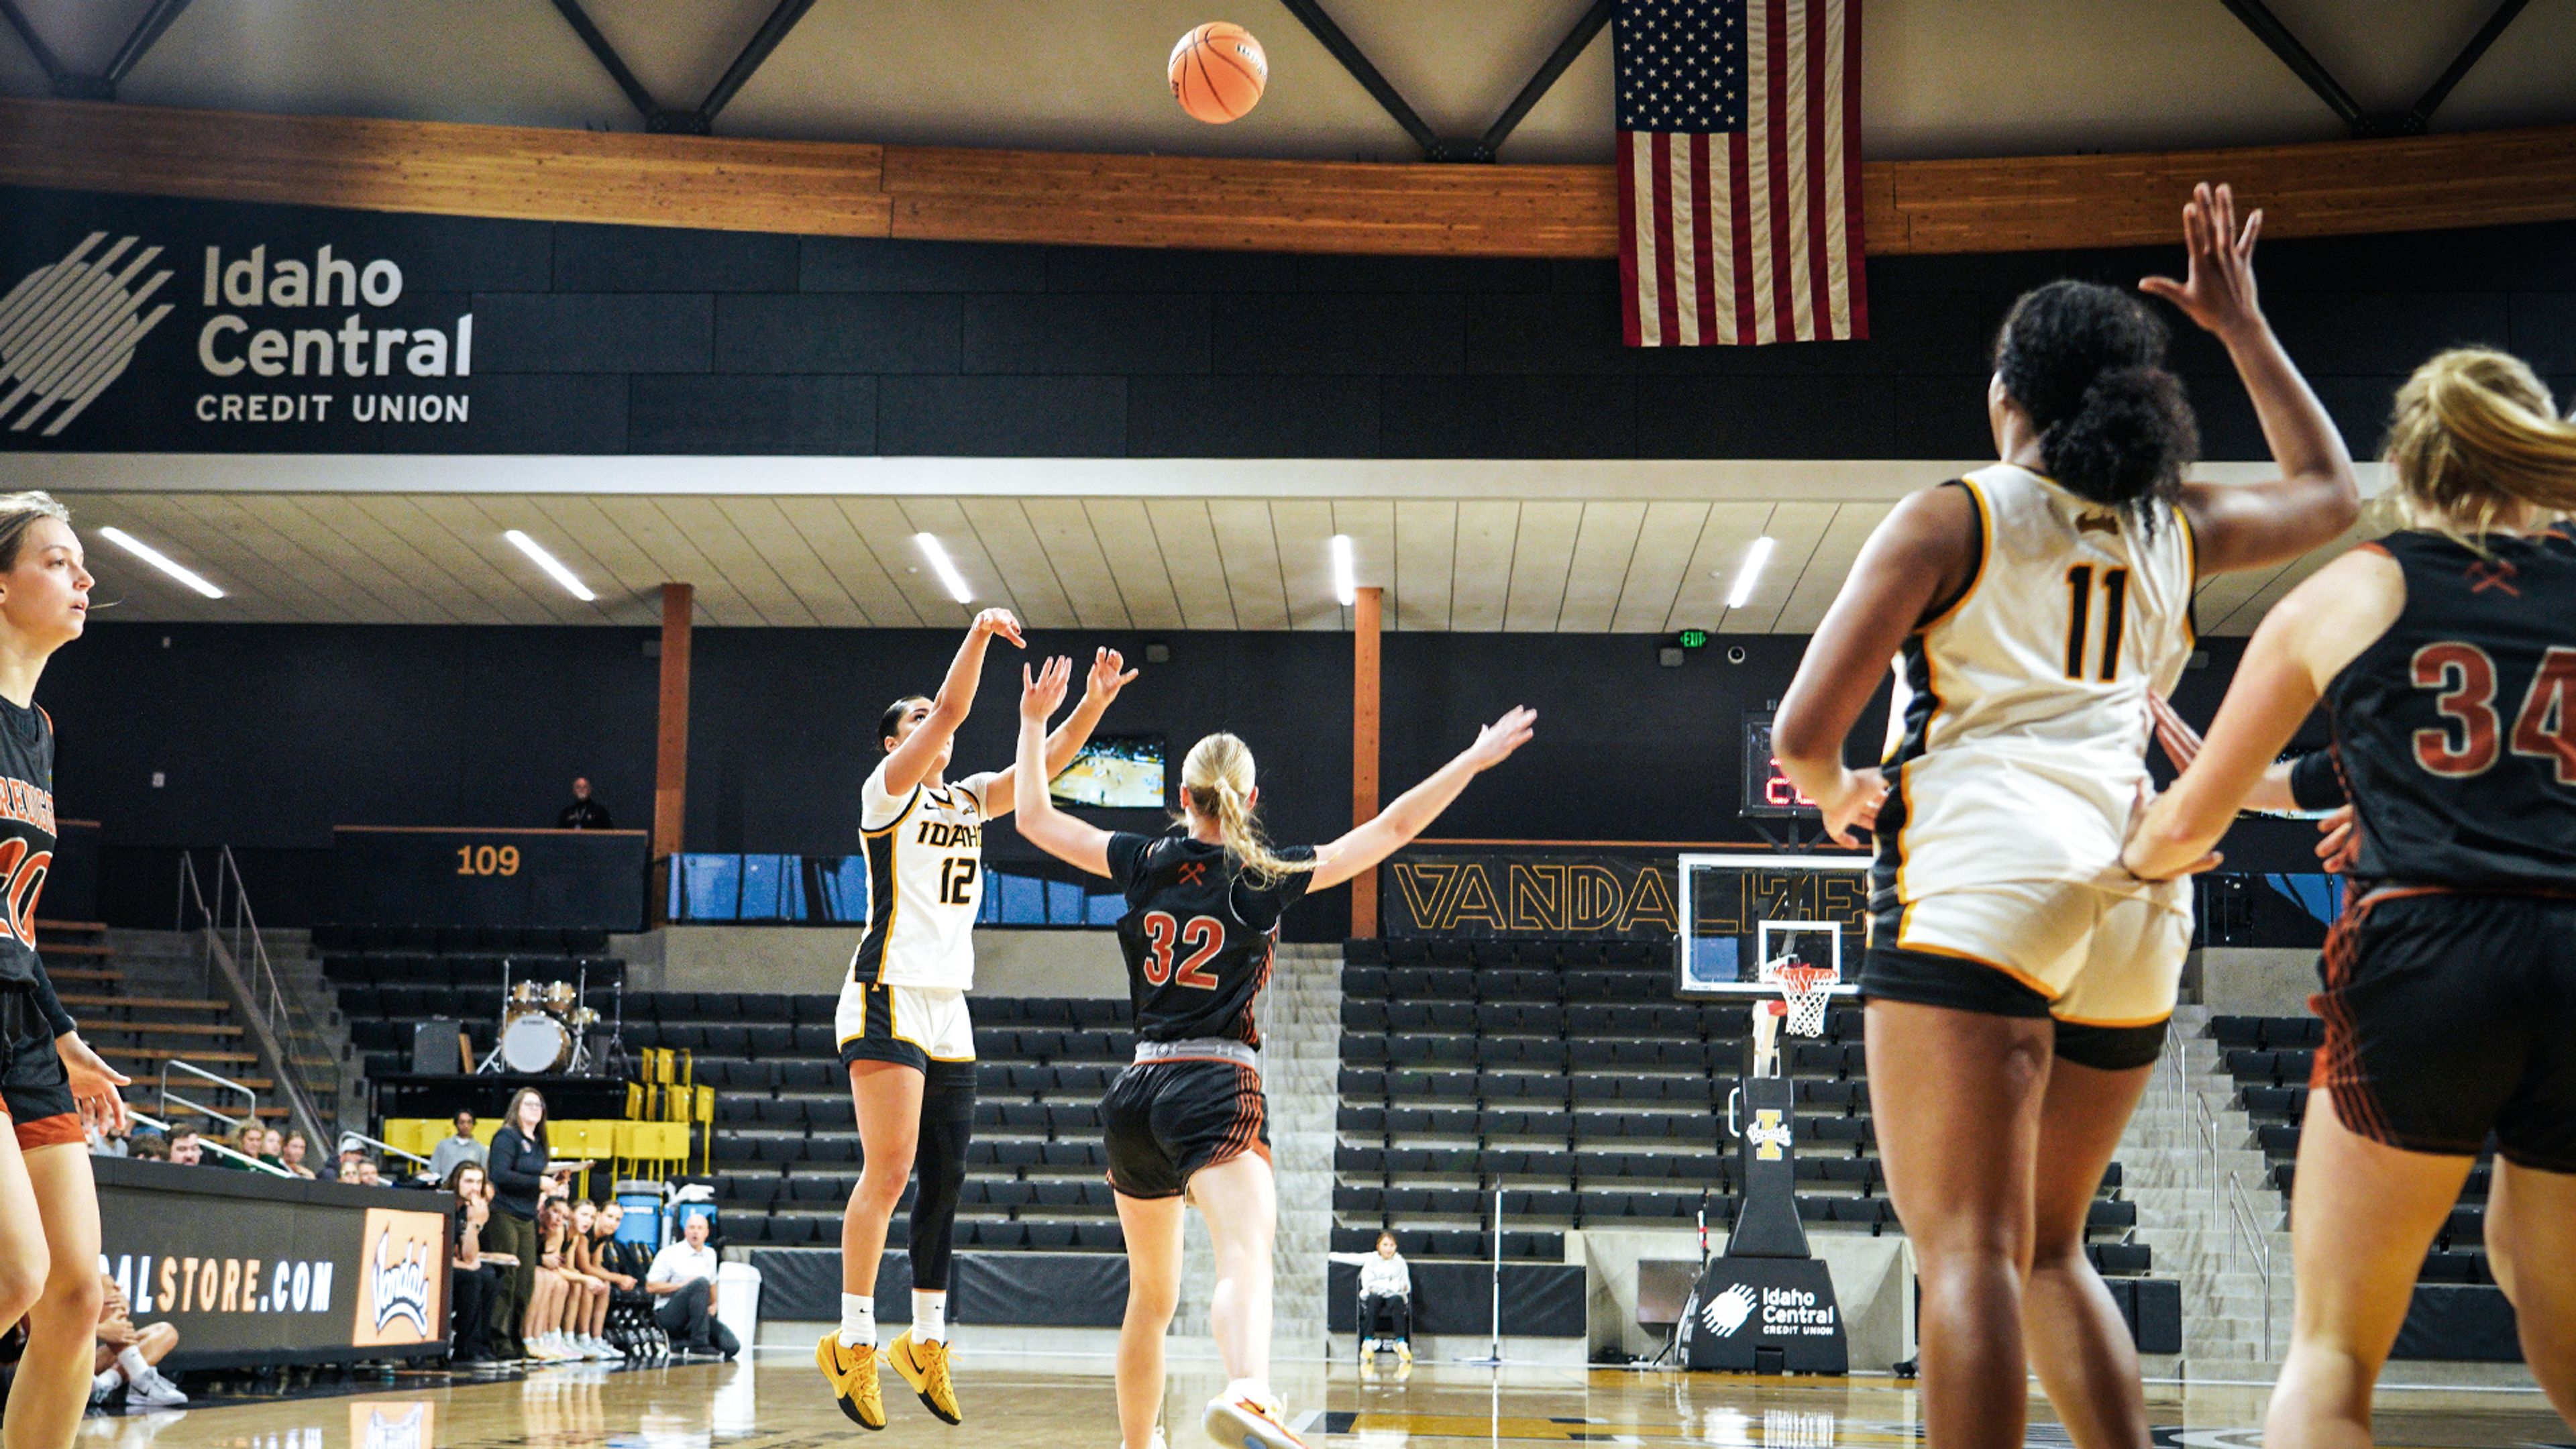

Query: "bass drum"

xmin=499 ymin=1010 xmax=573 ymax=1074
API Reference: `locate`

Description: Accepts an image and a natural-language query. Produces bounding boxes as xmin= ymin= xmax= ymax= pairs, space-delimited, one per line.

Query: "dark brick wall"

xmin=6 ymin=184 xmax=2569 ymax=458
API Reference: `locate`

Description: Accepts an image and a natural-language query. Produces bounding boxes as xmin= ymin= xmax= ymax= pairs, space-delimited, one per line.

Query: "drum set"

xmin=475 ymin=965 xmax=622 ymax=1077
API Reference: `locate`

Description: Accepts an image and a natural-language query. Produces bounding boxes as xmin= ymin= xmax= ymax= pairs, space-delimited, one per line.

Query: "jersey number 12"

xmin=2064 ymin=566 xmax=2129 ymax=683
xmin=939 ymin=857 xmax=978 ymax=905
xmin=1141 ymin=911 xmax=1223 ymax=990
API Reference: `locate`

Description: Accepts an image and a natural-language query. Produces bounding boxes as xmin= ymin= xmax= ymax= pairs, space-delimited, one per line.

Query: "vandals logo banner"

xmin=350 ymin=1210 xmax=445 ymax=1346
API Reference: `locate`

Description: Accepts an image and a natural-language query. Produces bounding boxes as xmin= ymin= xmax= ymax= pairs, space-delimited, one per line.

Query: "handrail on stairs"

xmin=174 ymin=849 xmax=334 ymax=1154
xmin=2226 ymin=1169 xmax=2274 ymax=1360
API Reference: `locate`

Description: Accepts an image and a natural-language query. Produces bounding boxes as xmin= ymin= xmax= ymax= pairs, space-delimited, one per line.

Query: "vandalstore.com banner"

xmin=1383 ymin=851 xmax=1870 ymax=943
xmin=93 ymin=1159 xmax=451 ymax=1371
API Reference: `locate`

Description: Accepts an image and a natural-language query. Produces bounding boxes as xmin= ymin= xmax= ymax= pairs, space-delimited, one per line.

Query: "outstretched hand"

xmin=2147 ymin=691 xmax=2200 ymax=771
xmin=1083 ymin=647 xmax=1140 ymax=704
xmin=973 ymin=608 xmax=1027 ymax=648
xmin=1460 ymin=706 xmax=1538 ymax=771
xmin=2140 ymin=181 xmax=2263 ymax=340
xmin=1021 ymin=656 xmax=1073 ymax=721
xmin=58 ymin=1032 xmax=130 ymax=1132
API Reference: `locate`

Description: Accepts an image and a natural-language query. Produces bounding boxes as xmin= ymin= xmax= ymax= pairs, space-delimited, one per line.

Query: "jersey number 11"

xmin=2065 ymin=566 xmax=2130 ymax=683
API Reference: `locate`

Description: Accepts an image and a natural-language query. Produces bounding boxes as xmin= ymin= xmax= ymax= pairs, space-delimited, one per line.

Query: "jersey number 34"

xmin=2414 ymin=643 xmax=2576 ymax=783
xmin=1141 ymin=911 xmax=1223 ymax=990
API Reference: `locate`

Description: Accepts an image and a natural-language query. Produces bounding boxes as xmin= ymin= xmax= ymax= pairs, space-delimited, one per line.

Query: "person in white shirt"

xmin=646 ymin=1213 xmax=736 ymax=1359
xmin=1356 ymin=1233 xmax=1412 ymax=1362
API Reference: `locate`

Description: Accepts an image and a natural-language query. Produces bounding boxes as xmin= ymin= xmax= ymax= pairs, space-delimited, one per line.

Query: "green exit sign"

xmin=1677 ymin=629 xmax=1710 ymax=649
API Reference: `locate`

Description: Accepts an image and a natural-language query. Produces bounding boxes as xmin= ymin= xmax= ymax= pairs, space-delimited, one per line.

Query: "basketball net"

xmin=1751 ymin=959 xmax=1839 ymax=1078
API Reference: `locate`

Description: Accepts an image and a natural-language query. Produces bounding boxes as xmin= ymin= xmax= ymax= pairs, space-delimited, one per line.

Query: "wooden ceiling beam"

xmin=5 ymin=95 xmax=2575 ymax=257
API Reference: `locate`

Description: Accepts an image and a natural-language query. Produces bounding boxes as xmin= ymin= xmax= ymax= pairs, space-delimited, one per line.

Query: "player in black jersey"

xmin=2129 ymin=348 xmax=2576 ymax=1444
xmin=0 ymin=493 xmax=128 ymax=1449
xmin=1012 ymin=656 xmax=1534 ymax=1449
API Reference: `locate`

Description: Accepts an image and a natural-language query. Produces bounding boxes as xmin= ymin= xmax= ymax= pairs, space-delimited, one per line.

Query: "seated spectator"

xmin=645 ymin=1214 xmax=737 ymax=1360
xmin=128 ymin=1132 xmax=168 ymax=1162
xmin=446 ymin=1164 xmax=506 ymax=1366
xmin=1357 ymin=1232 xmax=1413 ymax=1363
xmin=212 ymin=1120 xmax=264 ymax=1171
xmin=259 ymin=1127 xmax=286 ymax=1170
xmin=90 ymin=1272 xmax=184 ymax=1408
xmin=588 ymin=1202 xmax=661 ymax=1358
xmin=279 ymin=1130 xmax=316 ymax=1179
xmin=428 ymin=1112 xmax=486 ymax=1181
xmin=356 ymin=1158 xmax=383 ymax=1187
xmin=83 ymin=1099 xmax=129 ymax=1158
xmin=168 ymin=1130 xmax=203 ymax=1166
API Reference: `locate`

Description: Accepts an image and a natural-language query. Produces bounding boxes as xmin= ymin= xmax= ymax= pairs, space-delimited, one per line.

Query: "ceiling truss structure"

xmin=0 ymin=0 xmax=189 ymax=102
xmin=546 ymin=0 xmax=818 ymax=138
xmin=2218 ymin=0 xmax=2532 ymax=138
xmin=1277 ymin=0 xmax=1612 ymax=163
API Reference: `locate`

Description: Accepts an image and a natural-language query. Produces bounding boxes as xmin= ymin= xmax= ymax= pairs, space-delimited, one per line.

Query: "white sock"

xmin=117 ymin=1346 xmax=151 ymax=1381
xmin=911 ymin=1291 xmax=947 ymax=1344
xmin=839 ymin=1293 xmax=876 ymax=1348
xmin=94 ymin=1368 xmax=123 ymax=1396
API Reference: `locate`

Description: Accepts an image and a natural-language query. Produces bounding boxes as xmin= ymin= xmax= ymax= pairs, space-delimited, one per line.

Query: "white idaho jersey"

xmin=1876 ymin=463 xmax=2197 ymax=904
xmin=849 ymin=760 xmax=991 ymax=991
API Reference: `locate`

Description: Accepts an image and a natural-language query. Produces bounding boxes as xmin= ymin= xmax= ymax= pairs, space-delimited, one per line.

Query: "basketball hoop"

xmin=1762 ymin=961 xmax=1841 ymax=1040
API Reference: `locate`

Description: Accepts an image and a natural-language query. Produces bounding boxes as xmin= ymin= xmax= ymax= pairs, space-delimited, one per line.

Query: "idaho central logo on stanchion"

xmin=1703 ymin=1283 xmax=1758 ymax=1337
xmin=1748 ymin=1108 xmax=1792 ymax=1161
xmin=0 ymin=233 xmax=174 ymax=436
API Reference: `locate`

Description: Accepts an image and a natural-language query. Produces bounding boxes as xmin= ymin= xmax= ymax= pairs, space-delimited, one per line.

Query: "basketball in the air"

xmin=1169 ymin=23 xmax=1267 ymax=124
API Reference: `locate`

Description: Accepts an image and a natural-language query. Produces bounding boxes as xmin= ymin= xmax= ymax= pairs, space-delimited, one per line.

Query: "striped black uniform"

xmin=2314 ymin=527 xmax=2576 ymax=1167
xmin=1097 ymin=830 xmax=1313 ymax=1198
xmin=0 ymin=696 xmax=76 ymax=1149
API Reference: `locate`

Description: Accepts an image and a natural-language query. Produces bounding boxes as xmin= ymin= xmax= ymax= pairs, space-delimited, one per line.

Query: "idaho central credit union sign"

xmin=0 ymin=196 xmax=481 ymax=443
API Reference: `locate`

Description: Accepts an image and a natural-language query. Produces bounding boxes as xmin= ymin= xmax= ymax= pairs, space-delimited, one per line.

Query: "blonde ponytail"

xmin=2385 ymin=348 xmax=2576 ymax=542
xmin=1179 ymin=733 xmax=1313 ymax=887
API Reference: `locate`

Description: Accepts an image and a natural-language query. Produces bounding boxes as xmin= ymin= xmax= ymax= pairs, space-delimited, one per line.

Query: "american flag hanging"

xmin=1613 ymin=0 xmax=1867 ymax=346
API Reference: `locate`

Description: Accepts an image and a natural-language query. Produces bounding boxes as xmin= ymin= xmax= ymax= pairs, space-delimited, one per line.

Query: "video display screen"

xmin=1050 ymin=735 xmax=1167 ymax=808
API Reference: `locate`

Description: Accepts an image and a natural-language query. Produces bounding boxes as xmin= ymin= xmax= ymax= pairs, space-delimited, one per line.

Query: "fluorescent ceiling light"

xmin=504 ymin=529 xmax=596 ymax=602
xmin=1330 ymin=534 xmax=1356 ymax=606
xmin=97 ymin=527 xmax=223 ymax=599
xmin=1725 ymin=537 xmax=1776 ymax=610
xmin=916 ymin=533 xmax=973 ymax=604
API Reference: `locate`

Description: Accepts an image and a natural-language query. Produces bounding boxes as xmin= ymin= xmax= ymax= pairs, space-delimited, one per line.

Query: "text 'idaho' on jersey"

xmin=849 ymin=760 xmax=991 ymax=991
xmin=2331 ymin=527 xmax=2576 ymax=892
xmin=1876 ymin=463 xmax=2198 ymax=908
xmin=1106 ymin=831 xmax=1316 ymax=1048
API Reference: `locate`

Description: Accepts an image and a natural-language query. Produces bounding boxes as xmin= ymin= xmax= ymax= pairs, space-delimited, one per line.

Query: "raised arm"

xmin=1013 ymin=657 xmax=1118 ymax=877
xmin=1307 ymin=707 xmax=1536 ymax=892
xmin=881 ymin=608 xmax=1025 ymax=797
xmin=2124 ymin=548 xmax=2402 ymax=879
xmin=978 ymin=647 xmax=1139 ymax=819
xmin=2141 ymin=183 xmax=2360 ymax=574
xmin=1773 ymin=485 xmax=1976 ymax=846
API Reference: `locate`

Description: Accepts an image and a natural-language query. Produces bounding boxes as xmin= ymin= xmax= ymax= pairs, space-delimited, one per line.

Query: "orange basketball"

xmin=1169 ymin=22 xmax=1267 ymax=124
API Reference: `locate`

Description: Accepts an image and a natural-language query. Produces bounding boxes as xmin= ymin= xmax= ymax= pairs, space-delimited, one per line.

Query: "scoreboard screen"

xmin=1741 ymin=711 xmax=1821 ymax=817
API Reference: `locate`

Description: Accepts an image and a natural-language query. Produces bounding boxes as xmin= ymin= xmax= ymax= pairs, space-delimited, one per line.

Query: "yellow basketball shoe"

xmin=816 ymin=1333 xmax=885 ymax=1430
xmin=887 ymin=1329 xmax=963 ymax=1425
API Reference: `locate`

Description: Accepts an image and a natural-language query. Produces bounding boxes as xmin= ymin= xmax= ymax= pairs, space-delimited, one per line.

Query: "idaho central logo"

xmin=1703 ymin=1282 xmax=1758 ymax=1337
xmin=0 ymin=233 xmax=175 ymax=436
xmin=1749 ymin=1108 xmax=1792 ymax=1162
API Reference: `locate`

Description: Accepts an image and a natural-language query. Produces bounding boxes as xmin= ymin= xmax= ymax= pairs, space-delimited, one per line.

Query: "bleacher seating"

xmin=323 ymin=938 xmax=1139 ymax=1252
xmin=2210 ymin=1013 xmax=2495 ymax=1291
xmin=1336 ymin=938 xmax=2141 ymax=1265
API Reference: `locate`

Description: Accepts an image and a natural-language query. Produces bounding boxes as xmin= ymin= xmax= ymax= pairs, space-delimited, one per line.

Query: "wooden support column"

xmin=653 ymin=583 xmax=692 ymax=863
xmin=1351 ymin=586 xmax=1382 ymax=939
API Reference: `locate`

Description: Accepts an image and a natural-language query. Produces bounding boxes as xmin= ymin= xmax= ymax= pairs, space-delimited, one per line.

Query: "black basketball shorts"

xmin=2312 ymin=889 xmax=2576 ymax=1171
xmin=1101 ymin=1059 xmax=1270 ymax=1200
xmin=0 ymin=981 xmax=81 ymax=1151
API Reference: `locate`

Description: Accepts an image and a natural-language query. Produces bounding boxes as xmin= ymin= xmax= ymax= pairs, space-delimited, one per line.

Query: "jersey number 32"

xmin=1141 ymin=911 xmax=1223 ymax=990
